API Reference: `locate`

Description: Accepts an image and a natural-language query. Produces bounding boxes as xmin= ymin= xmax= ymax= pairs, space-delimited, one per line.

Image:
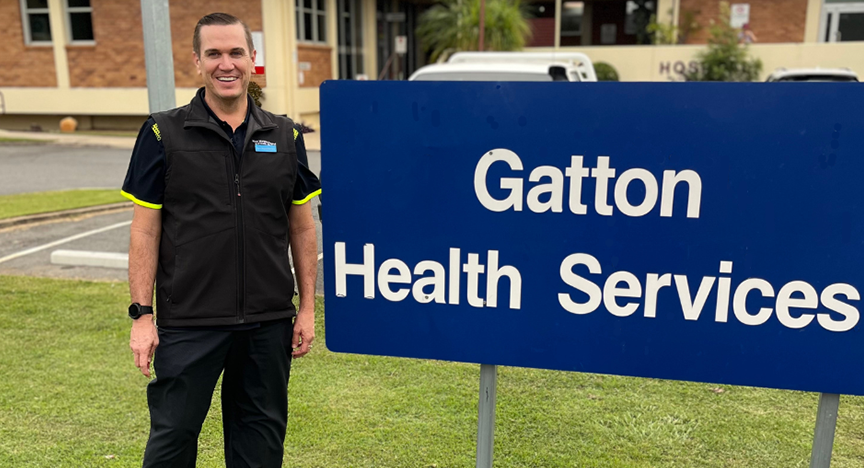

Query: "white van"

xmin=408 ymin=62 xmax=582 ymax=82
xmin=447 ymin=51 xmax=598 ymax=82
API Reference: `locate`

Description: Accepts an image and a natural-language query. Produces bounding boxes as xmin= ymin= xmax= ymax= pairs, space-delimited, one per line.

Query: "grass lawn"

xmin=0 ymin=189 xmax=126 ymax=220
xmin=2 ymin=275 xmax=864 ymax=467
xmin=0 ymin=137 xmax=44 ymax=144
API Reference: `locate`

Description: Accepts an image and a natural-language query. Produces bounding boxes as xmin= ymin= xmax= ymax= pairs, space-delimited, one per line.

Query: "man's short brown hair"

xmin=193 ymin=13 xmax=254 ymax=56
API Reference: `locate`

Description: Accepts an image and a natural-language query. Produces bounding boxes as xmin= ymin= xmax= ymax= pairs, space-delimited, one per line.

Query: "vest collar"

xmin=184 ymin=87 xmax=277 ymax=139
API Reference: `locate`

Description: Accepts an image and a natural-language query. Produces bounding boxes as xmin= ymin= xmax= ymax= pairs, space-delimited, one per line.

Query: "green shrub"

xmin=683 ymin=2 xmax=762 ymax=82
xmin=594 ymin=62 xmax=620 ymax=81
xmin=248 ymin=81 xmax=265 ymax=107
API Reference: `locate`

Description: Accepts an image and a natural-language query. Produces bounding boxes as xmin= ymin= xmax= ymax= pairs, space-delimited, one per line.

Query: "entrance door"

xmin=821 ymin=3 xmax=864 ymax=42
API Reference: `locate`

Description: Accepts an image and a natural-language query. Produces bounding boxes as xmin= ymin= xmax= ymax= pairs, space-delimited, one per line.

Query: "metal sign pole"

xmin=476 ymin=364 xmax=497 ymax=468
xmin=809 ymin=393 xmax=840 ymax=468
xmin=140 ymin=0 xmax=176 ymax=113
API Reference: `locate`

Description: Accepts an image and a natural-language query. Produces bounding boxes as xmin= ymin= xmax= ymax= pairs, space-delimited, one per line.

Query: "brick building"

xmin=3 ymin=0 xmax=864 ymax=129
xmin=3 ymin=0 xmax=376 ymax=130
xmin=520 ymin=0 xmax=864 ymax=80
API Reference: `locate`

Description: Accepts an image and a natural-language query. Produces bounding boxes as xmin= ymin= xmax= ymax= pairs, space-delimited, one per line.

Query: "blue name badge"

xmin=255 ymin=144 xmax=277 ymax=153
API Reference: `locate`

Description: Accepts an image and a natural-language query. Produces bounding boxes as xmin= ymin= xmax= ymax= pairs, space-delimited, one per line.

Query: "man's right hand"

xmin=130 ymin=317 xmax=159 ymax=378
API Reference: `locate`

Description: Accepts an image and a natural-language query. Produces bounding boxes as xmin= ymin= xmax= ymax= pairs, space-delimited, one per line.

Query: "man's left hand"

xmin=292 ymin=309 xmax=315 ymax=358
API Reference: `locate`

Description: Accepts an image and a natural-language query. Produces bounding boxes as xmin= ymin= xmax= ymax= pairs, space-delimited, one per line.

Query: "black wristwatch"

xmin=128 ymin=303 xmax=154 ymax=320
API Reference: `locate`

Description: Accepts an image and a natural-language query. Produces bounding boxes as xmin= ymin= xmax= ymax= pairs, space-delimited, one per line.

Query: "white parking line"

xmin=0 ymin=220 xmax=132 ymax=265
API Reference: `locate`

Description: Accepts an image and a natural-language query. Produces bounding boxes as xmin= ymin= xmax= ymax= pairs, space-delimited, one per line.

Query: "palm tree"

xmin=416 ymin=0 xmax=532 ymax=63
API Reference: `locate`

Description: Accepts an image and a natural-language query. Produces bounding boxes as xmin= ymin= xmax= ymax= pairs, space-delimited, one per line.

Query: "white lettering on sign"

xmin=334 ymin=242 xmax=523 ymax=309
xmin=558 ymin=253 xmax=861 ymax=332
xmin=474 ymin=149 xmax=702 ymax=218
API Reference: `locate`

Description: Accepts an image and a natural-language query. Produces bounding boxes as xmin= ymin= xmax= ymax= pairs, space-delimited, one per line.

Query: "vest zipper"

xmin=229 ymin=155 xmax=246 ymax=324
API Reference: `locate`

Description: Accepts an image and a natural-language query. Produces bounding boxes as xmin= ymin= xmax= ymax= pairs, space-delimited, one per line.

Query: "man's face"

xmin=194 ymin=24 xmax=256 ymax=104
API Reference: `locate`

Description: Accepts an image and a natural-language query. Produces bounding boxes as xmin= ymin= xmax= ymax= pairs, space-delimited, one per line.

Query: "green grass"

xmin=0 ymin=137 xmax=44 ymax=144
xmin=0 ymin=189 xmax=127 ymax=220
xmin=2 ymin=275 xmax=864 ymax=467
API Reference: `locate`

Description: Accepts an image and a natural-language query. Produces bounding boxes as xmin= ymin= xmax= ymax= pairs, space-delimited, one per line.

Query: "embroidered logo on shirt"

xmin=253 ymin=139 xmax=277 ymax=153
xmin=151 ymin=123 xmax=161 ymax=141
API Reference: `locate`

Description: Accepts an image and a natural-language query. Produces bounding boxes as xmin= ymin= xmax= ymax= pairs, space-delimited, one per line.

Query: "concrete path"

xmin=0 ymin=143 xmax=130 ymax=195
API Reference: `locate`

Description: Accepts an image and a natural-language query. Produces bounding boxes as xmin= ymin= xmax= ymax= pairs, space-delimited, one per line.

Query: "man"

xmin=121 ymin=12 xmax=321 ymax=467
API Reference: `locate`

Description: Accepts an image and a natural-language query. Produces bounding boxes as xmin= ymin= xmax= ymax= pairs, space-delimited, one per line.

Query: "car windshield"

xmin=411 ymin=72 xmax=554 ymax=82
xmin=775 ymin=75 xmax=858 ymax=82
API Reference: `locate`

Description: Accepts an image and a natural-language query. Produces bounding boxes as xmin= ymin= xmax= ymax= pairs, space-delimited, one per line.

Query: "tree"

xmin=647 ymin=8 xmax=701 ymax=45
xmin=416 ymin=0 xmax=531 ymax=63
xmin=683 ymin=2 xmax=761 ymax=82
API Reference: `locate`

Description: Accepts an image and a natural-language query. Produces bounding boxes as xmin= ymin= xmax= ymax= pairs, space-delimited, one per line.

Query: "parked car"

xmin=408 ymin=62 xmax=582 ymax=82
xmin=766 ymin=68 xmax=859 ymax=82
xmin=447 ymin=51 xmax=598 ymax=82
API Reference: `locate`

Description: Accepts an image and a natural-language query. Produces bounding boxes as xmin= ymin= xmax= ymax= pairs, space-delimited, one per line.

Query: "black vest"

xmin=151 ymin=95 xmax=299 ymax=327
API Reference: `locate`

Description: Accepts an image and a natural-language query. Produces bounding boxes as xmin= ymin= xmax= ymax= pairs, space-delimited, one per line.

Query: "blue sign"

xmin=321 ymin=81 xmax=864 ymax=395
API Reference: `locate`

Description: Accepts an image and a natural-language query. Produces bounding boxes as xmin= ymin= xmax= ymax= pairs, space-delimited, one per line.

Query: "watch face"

xmin=128 ymin=303 xmax=140 ymax=319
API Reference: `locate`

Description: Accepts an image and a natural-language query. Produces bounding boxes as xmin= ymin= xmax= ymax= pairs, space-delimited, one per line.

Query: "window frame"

xmin=296 ymin=0 xmax=328 ymax=44
xmin=559 ymin=1 xmax=584 ymax=38
xmin=337 ymin=0 xmax=364 ymax=79
xmin=20 ymin=0 xmax=53 ymax=46
xmin=64 ymin=0 xmax=95 ymax=45
xmin=820 ymin=2 xmax=864 ymax=42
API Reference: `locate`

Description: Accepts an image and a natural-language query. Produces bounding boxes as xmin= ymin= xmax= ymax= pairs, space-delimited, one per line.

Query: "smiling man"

xmin=120 ymin=12 xmax=321 ymax=467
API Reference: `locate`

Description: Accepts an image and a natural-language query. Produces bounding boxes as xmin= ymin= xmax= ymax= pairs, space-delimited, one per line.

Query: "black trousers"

xmin=142 ymin=319 xmax=294 ymax=468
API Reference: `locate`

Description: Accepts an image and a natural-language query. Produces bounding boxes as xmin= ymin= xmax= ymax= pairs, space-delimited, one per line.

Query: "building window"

xmin=821 ymin=1 xmax=864 ymax=42
xmin=560 ymin=1 xmax=583 ymax=46
xmin=297 ymin=0 xmax=327 ymax=43
xmin=66 ymin=0 xmax=94 ymax=43
xmin=625 ymin=0 xmax=654 ymax=44
xmin=21 ymin=0 xmax=52 ymax=45
xmin=338 ymin=0 xmax=364 ymax=79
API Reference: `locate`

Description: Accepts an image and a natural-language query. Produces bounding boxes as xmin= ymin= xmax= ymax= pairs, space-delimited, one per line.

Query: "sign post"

xmin=140 ymin=0 xmax=175 ymax=113
xmin=476 ymin=364 xmax=497 ymax=468
xmin=321 ymin=81 xmax=864 ymax=465
xmin=810 ymin=393 xmax=841 ymax=468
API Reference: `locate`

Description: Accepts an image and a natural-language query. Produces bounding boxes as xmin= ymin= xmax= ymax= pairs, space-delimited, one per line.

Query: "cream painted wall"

xmin=328 ymin=0 xmax=339 ymax=82
xmin=47 ymin=0 xmax=70 ymax=88
xmin=294 ymin=88 xmax=322 ymax=127
xmin=261 ymin=0 xmax=293 ymax=117
xmin=656 ymin=0 xmax=678 ymax=25
xmin=804 ymin=0 xmax=823 ymax=43
xmin=530 ymin=42 xmax=864 ymax=81
xmin=0 ymin=88 xmax=199 ymax=115
xmin=364 ymin=0 xmax=377 ymax=77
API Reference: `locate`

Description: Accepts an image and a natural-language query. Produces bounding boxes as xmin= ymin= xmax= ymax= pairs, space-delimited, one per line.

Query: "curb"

xmin=51 ymin=249 xmax=129 ymax=269
xmin=0 ymin=201 xmax=133 ymax=230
